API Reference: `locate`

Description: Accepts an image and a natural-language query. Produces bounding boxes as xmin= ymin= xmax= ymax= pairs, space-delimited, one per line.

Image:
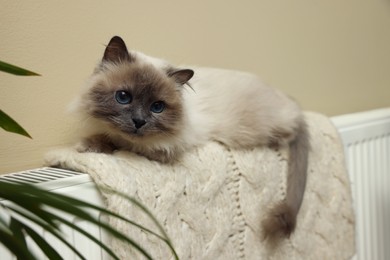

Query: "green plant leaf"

xmin=33 ymin=194 xmax=153 ymax=259
xmin=0 ymin=181 xmax=179 ymax=260
xmin=34 ymin=185 xmax=176 ymax=259
xmin=0 ymin=60 xmax=39 ymax=138
xmin=100 ymin=187 xmax=179 ymax=260
xmin=44 ymin=211 xmax=120 ymax=260
xmin=0 ymin=60 xmax=40 ymax=76
xmin=0 ymin=109 xmax=32 ymax=138
xmin=3 ymin=182 xmax=176 ymax=258
xmin=18 ymin=219 xmax=64 ymax=260
xmin=0 ymin=223 xmax=36 ymax=260
xmin=5 ymin=205 xmax=86 ymax=260
xmin=9 ymin=217 xmax=28 ymax=251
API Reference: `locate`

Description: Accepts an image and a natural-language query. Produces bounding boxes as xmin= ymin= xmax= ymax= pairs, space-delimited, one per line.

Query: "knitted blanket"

xmin=45 ymin=112 xmax=355 ymax=259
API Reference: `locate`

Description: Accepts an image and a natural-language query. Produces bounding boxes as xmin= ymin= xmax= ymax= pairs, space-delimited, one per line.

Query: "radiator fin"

xmin=0 ymin=167 xmax=86 ymax=184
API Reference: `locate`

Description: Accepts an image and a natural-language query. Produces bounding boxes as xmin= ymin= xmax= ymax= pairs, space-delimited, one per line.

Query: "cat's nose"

xmin=132 ymin=118 xmax=146 ymax=129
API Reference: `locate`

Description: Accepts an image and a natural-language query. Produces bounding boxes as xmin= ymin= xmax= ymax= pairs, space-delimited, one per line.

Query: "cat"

xmin=72 ymin=36 xmax=310 ymax=244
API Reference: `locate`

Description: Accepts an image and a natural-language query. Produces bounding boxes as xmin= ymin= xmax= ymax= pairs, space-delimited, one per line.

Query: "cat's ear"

xmin=168 ymin=69 xmax=194 ymax=85
xmin=103 ymin=36 xmax=131 ymax=63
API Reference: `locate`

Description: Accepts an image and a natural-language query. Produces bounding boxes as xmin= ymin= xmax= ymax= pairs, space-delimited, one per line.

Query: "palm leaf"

xmin=41 ymin=186 xmax=175 ymax=250
xmin=19 ymin=220 xmax=64 ymax=260
xmin=0 ymin=109 xmax=32 ymax=138
xmin=0 ymin=181 xmax=179 ymax=259
xmin=0 ymin=220 xmax=36 ymax=260
xmin=9 ymin=217 xmax=28 ymax=250
xmin=0 ymin=60 xmax=40 ymax=76
xmin=44 ymin=211 xmax=146 ymax=260
xmin=18 ymin=186 xmax=153 ymax=259
xmin=0 ymin=60 xmax=40 ymax=138
xmin=5 ymin=205 xmax=85 ymax=260
xmin=9 ymin=216 xmax=64 ymax=260
xmin=35 ymin=185 xmax=178 ymax=259
xmin=100 ymin=187 xmax=179 ymax=259
xmin=3 ymin=182 xmax=177 ymax=258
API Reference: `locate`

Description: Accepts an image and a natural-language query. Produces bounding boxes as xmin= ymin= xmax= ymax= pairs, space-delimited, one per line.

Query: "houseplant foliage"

xmin=0 ymin=60 xmax=39 ymax=138
xmin=0 ymin=181 xmax=178 ymax=259
xmin=0 ymin=61 xmax=178 ymax=259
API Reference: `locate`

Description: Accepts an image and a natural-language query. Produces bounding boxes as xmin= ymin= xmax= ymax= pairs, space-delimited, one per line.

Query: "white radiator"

xmin=0 ymin=108 xmax=389 ymax=259
xmin=0 ymin=168 xmax=106 ymax=260
xmin=331 ymin=108 xmax=390 ymax=260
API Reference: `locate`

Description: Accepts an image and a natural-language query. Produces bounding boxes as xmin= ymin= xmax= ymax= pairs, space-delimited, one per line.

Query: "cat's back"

xmin=185 ymin=67 xmax=302 ymax=147
xmin=187 ymin=67 xmax=270 ymax=113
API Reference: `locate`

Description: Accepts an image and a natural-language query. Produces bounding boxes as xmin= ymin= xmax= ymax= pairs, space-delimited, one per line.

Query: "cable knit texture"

xmin=45 ymin=112 xmax=355 ymax=259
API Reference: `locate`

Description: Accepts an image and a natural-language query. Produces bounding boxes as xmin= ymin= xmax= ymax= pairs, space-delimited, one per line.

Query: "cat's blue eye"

xmin=150 ymin=101 xmax=165 ymax=113
xmin=115 ymin=90 xmax=132 ymax=104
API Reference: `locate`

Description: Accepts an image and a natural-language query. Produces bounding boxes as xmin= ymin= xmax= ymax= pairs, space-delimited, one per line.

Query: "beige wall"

xmin=1 ymin=1 xmax=390 ymax=173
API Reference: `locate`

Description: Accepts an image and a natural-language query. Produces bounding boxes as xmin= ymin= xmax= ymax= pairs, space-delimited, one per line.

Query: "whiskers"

xmin=185 ymin=82 xmax=195 ymax=93
xmin=77 ymin=114 xmax=103 ymax=132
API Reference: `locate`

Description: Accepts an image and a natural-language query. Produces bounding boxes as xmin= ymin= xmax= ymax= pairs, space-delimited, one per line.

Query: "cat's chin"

xmin=117 ymin=129 xmax=155 ymax=141
xmin=118 ymin=132 xmax=144 ymax=140
xmin=131 ymin=129 xmax=144 ymax=136
xmin=111 ymin=126 xmax=146 ymax=138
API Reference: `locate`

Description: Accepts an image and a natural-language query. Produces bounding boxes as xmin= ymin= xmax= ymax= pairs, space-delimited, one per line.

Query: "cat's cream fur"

xmin=72 ymin=36 xmax=310 ymax=245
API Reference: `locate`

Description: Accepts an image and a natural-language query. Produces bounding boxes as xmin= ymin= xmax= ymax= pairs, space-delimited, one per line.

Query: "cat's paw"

xmin=141 ymin=149 xmax=177 ymax=164
xmin=76 ymin=134 xmax=117 ymax=154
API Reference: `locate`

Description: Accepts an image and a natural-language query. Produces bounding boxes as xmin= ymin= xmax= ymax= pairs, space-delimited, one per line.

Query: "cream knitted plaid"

xmin=45 ymin=112 xmax=355 ymax=259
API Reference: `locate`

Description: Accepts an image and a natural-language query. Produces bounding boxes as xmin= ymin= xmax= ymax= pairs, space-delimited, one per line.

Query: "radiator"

xmin=0 ymin=108 xmax=389 ymax=259
xmin=0 ymin=168 xmax=106 ymax=260
xmin=331 ymin=108 xmax=390 ymax=260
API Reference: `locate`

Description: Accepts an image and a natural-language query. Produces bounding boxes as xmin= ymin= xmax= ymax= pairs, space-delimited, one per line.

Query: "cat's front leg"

xmin=141 ymin=149 xmax=178 ymax=164
xmin=76 ymin=134 xmax=117 ymax=154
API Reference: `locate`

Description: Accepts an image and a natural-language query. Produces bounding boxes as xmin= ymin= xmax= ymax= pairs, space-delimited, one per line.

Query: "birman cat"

xmin=73 ymin=36 xmax=310 ymax=244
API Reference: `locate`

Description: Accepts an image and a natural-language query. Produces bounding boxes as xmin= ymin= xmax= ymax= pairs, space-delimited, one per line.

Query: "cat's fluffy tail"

xmin=262 ymin=119 xmax=310 ymax=245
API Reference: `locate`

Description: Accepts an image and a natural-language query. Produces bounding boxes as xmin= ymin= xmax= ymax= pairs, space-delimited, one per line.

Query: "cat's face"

xmin=83 ymin=36 xmax=194 ymax=141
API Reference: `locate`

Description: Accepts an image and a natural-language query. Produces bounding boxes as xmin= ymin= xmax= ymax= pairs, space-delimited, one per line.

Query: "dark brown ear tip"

xmin=102 ymin=36 xmax=131 ymax=63
xmin=189 ymin=69 xmax=195 ymax=79
xmin=167 ymin=68 xmax=195 ymax=85
xmin=182 ymin=69 xmax=195 ymax=81
xmin=109 ymin=36 xmax=125 ymax=44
